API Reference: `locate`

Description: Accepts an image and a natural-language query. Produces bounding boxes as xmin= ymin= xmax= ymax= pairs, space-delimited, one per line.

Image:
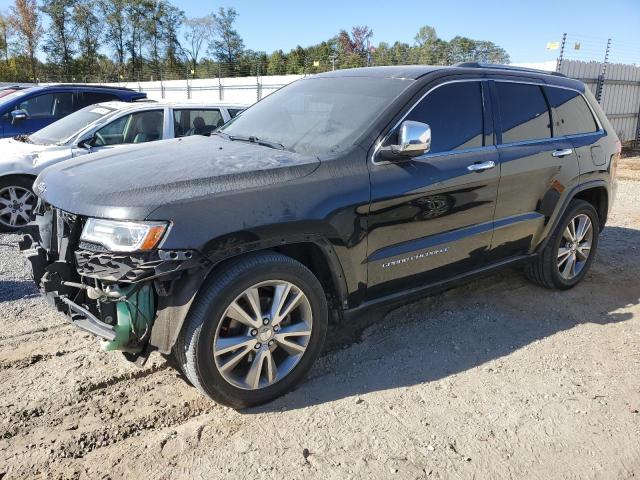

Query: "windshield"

xmin=219 ymin=76 xmax=412 ymax=155
xmin=29 ymin=104 xmax=117 ymax=145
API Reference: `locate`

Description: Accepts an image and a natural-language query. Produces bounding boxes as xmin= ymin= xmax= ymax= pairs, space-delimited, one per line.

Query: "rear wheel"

xmin=174 ymin=252 xmax=328 ymax=408
xmin=0 ymin=176 xmax=36 ymax=232
xmin=526 ymin=199 xmax=599 ymax=289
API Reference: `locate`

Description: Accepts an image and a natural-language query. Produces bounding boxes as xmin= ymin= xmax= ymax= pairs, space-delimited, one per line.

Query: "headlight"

xmin=81 ymin=218 xmax=168 ymax=252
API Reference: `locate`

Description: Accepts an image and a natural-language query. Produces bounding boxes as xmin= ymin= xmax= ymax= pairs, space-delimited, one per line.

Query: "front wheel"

xmin=526 ymin=199 xmax=599 ymax=289
xmin=174 ymin=252 xmax=328 ymax=408
xmin=0 ymin=176 xmax=37 ymax=232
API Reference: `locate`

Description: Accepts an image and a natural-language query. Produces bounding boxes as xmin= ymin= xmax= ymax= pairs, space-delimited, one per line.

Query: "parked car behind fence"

xmin=0 ymin=84 xmax=148 ymax=139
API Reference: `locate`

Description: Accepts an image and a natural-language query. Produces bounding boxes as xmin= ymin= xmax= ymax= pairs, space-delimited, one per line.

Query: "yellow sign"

xmin=546 ymin=42 xmax=560 ymax=50
xmin=313 ymin=60 xmax=320 ymax=67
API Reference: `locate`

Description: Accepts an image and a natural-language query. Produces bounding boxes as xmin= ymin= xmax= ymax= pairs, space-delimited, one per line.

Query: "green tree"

xmin=73 ymin=0 xmax=102 ymax=76
xmin=0 ymin=13 xmax=9 ymax=64
xmin=99 ymin=0 xmax=128 ymax=69
xmin=266 ymin=49 xmax=286 ymax=75
xmin=183 ymin=15 xmax=214 ymax=73
xmin=8 ymin=0 xmax=43 ymax=80
xmin=41 ymin=0 xmax=77 ymax=77
xmin=209 ymin=7 xmax=244 ymax=67
xmin=125 ymin=0 xmax=151 ymax=77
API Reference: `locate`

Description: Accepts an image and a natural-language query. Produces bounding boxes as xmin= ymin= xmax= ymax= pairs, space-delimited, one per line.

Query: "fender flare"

xmin=535 ymin=179 xmax=609 ymax=253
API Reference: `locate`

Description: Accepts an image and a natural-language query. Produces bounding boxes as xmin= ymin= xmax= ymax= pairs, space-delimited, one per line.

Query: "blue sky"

xmin=1 ymin=0 xmax=638 ymax=63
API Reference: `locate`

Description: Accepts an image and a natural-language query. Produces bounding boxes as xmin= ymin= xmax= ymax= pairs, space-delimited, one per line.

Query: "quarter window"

xmin=496 ymin=83 xmax=551 ymax=143
xmin=545 ymin=87 xmax=598 ymax=136
xmin=404 ymin=82 xmax=484 ymax=154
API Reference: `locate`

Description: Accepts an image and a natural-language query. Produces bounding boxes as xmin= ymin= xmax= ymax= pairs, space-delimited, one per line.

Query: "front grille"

xmin=75 ymin=249 xmax=162 ymax=282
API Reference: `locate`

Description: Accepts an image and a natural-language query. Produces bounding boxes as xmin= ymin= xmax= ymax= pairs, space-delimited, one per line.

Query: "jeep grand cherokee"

xmin=20 ymin=63 xmax=619 ymax=408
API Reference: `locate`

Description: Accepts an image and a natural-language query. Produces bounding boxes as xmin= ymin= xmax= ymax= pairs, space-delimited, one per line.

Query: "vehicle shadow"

xmin=251 ymin=225 xmax=640 ymax=413
xmin=0 ymin=280 xmax=39 ymax=303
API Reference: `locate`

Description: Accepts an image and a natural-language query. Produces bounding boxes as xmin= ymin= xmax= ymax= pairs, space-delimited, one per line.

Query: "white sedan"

xmin=0 ymin=100 xmax=246 ymax=231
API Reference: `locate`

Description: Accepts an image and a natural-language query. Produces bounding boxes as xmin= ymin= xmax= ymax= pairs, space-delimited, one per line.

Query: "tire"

xmin=525 ymin=199 xmax=599 ymax=290
xmin=0 ymin=175 xmax=37 ymax=233
xmin=174 ymin=251 xmax=328 ymax=409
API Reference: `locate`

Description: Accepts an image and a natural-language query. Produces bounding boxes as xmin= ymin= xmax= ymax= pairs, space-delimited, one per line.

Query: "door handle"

xmin=467 ymin=160 xmax=496 ymax=172
xmin=552 ymin=148 xmax=573 ymax=158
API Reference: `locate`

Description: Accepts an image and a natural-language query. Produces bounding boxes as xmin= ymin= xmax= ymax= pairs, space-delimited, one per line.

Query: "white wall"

xmin=100 ymin=74 xmax=305 ymax=105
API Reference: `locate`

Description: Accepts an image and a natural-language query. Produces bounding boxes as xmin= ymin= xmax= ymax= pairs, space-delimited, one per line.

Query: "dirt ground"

xmin=1 ymin=159 xmax=639 ymax=480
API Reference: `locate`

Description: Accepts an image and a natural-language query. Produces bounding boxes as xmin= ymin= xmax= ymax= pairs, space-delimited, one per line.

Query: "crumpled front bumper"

xmin=19 ymin=221 xmax=208 ymax=348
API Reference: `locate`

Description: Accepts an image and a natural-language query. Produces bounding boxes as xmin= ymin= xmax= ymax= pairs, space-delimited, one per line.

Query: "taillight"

xmin=610 ymin=140 xmax=621 ymax=178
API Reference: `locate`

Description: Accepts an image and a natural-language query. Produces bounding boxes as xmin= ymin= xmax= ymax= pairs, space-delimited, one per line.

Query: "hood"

xmin=36 ymin=135 xmax=320 ymax=220
xmin=0 ymin=138 xmax=72 ymax=176
xmin=0 ymin=137 xmax=74 ymax=175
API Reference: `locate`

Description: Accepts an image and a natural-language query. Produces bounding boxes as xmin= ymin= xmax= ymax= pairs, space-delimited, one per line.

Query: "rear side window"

xmin=405 ymin=81 xmax=484 ymax=154
xmin=173 ymin=109 xmax=223 ymax=137
xmin=545 ymin=87 xmax=598 ymax=136
xmin=496 ymin=82 xmax=551 ymax=143
xmin=228 ymin=108 xmax=243 ymax=118
xmin=79 ymin=92 xmax=120 ymax=108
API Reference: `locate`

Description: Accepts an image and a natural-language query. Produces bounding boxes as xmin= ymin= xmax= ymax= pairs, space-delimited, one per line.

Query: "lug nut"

xmin=268 ymin=340 xmax=274 ymax=347
xmin=262 ymin=317 xmax=270 ymax=325
xmin=254 ymin=343 xmax=262 ymax=349
xmin=250 ymin=329 xmax=258 ymax=336
xmin=273 ymin=325 xmax=280 ymax=332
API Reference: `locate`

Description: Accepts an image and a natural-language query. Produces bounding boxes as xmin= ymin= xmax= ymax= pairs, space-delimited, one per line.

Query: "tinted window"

xmin=16 ymin=92 xmax=74 ymax=119
xmin=79 ymin=92 xmax=120 ymax=108
xmin=404 ymin=82 xmax=484 ymax=154
xmin=173 ymin=109 xmax=223 ymax=137
xmin=545 ymin=87 xmax=598 ymax=136
xmin=17 ymin=93 xmax=54 ymax=118
xmin=94 ymin=110 xmax=163 ymax=146
xmin=496 ymin=83 xmax=551 ymax=143
xmin=228 ymin=108 xmax=243 ymax=118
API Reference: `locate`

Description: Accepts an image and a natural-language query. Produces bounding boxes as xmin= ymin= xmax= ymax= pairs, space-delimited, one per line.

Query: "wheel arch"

xmin=536 ymin=180 xmax=609 ymax=253
xmin=151 ymin=235 xmax=350 ymax=355
xmin=573 ymin=186 xmax=608 ymax=231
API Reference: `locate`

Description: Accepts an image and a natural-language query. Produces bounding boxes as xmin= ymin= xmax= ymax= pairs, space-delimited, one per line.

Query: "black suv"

xmin=21 ymin=64 xmax=619 ymax=408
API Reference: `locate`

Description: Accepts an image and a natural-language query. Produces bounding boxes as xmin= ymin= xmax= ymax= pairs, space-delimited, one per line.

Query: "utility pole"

xmin=556 ymin=33 xmax=567 ymax=73
xmin=595 ymin=38 xmax=611 ymax=104
xmin=330 ymin=54 xmax=337 ymax=71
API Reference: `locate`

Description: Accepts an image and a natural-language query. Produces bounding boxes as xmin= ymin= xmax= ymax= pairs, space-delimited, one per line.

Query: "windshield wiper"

xmin=214 ymin=132 xmax=285 ymax=150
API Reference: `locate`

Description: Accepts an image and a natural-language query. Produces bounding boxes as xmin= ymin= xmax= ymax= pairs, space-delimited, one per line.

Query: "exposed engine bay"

xmin=19 ymin=202 xmax=209 ymax=362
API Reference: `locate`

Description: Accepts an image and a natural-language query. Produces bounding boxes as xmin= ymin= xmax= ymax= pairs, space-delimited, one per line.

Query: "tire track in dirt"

xmin=76 ymin=361 xmax=171 ymax=395
xmin=0 ymin=323 xmax=72 ymax=344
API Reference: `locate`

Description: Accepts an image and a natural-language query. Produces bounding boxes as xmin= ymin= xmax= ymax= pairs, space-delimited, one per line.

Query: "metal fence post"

xmin=556 ymin=33 xmax=567 ymax=73
xmin=595 ymin=38 xmax=612 ymax=104
xmin=256 ymin=64 xmax=262 ymax=102
xmin=218 ymin=63 xmax=224 ymax=101
xmin=186 ymin=66 xmax=191 ymax=100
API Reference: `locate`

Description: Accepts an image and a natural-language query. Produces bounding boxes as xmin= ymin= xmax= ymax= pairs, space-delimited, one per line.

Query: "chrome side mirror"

xmin=10 ymin=109 xmax=28 ymax=125
xmin=380 ymin=120 xmax=431 ymax=161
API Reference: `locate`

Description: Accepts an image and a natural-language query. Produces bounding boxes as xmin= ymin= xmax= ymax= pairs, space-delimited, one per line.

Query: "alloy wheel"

xmin=213 ymin=280 xmax=313 ymax=390
xmin=0 ymin=186 xmax=35 ymax=229
xmin=557 ymin=213 xmax=593 ymax=280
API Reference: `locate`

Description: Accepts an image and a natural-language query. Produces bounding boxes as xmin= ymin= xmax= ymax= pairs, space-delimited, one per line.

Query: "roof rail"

xmin=454 ymin=62 xmax=567 ymax=78
xmin=41 ymin=83 xmax=141 ymax=91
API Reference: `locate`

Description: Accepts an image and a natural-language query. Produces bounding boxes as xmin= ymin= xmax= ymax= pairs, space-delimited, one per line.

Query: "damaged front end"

xmin=19 ymin=203 xmax=209 ymax=362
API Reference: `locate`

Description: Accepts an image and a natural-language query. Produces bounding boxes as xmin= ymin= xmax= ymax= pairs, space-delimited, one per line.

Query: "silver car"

xmin=0 ymin=100 xmax=246 ymax=231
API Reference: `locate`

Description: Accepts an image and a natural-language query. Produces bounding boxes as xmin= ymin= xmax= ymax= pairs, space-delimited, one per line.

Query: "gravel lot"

xmin=1 ymin=161 xmax=639 ymax=480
